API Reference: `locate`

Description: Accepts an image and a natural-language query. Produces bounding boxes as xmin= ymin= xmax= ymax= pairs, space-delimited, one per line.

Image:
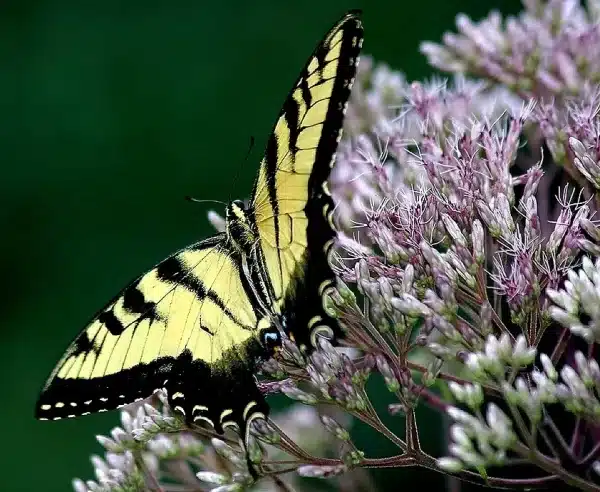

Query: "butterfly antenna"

xmin=228 ymin=135 xmax=256 ymax=202
xmin=185 ymin=196 xmax=228 ymax=207
xmin=245 ymin=136 xmax=256 ymax=161
xmin=185 ymin=136 xmax=255 ymax=207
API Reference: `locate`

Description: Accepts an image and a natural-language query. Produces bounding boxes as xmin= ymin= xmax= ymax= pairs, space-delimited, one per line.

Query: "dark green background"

xmin=1 ymin=1 xmax=520 ymax=490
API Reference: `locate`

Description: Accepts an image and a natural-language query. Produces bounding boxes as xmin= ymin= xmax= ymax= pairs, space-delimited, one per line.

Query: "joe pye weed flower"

xmin=76 ymin=2 xmax=600 ymax=491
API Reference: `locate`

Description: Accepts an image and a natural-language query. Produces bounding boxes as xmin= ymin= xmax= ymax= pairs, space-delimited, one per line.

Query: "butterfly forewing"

xmin=251 ymin=11 xmax=363 ymax=348
xmin=36 ymin=235 xmax=261 ymax=420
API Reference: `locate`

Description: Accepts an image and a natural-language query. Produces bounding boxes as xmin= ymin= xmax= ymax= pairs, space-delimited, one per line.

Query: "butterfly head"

xmin=225 ymin=199 xmax=256 ymax=251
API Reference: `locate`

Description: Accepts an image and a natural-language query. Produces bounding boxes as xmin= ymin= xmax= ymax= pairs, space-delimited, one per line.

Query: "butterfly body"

xmin=36 ymin=10 xmax=363 ymax=470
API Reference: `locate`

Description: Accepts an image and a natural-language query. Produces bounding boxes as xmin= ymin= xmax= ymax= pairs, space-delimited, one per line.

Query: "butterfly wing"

xmin=250 ymin=11 xmax=363 ymax=349
xmin=36 ymin=234 xmax=268 ymax=430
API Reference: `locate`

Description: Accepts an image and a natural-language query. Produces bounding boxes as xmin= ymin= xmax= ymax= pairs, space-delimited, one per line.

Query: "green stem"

xmin=134 ymin=451 xmax=164 ymax=492
xmin=352 ymin=409 xmax=406 ymax=451
xmin=512 ymin=441 xmax=600 ymax=492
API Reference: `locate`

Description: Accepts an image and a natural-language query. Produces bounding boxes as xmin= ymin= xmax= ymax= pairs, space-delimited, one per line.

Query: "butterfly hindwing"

xmin=36 ymin=234 xmax=265 ymax=423
xmin=251 ymin=11 xmax=363 ymax=349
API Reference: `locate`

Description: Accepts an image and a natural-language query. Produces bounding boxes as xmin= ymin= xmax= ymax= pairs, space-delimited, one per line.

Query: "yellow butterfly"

xmin=36 ymin=9 xmax=363 ymax=471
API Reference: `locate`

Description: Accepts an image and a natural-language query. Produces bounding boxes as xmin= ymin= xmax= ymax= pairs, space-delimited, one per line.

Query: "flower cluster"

xmin=74 ymin=379 xmax=367 ymax=491
xmin=72 ymin=1 xmax=600 ymax=491
xmin=549 ymin=255 xmax=600 ymax=343
xmin=421 ymin=0 xmax=600 ymax=100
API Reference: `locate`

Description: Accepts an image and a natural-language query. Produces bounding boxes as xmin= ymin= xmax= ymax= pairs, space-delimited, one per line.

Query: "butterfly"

xmin=36 ymin=9 xmax=363 ymax=475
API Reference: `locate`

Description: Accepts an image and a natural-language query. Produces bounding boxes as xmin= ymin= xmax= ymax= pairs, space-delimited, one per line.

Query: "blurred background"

xmin=1 ymin=1 xmax=522 ymax=490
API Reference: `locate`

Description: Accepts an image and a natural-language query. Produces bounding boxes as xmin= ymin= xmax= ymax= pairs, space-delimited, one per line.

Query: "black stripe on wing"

xmin=89 ymin=234 xmax=226 ymax=336
xmin=155 ymin=252 xmax=252 ymax=330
